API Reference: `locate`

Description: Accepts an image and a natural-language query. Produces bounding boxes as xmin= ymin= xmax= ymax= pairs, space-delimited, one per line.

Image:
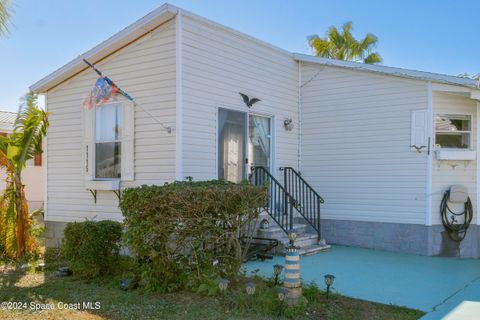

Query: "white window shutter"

xmin=121 ymin=101 xmax=135 ymax=181
xmin=411 ymin=110 xmax=428 ymax=151
xmin=83 ymin=107 xmax=94 ymax=181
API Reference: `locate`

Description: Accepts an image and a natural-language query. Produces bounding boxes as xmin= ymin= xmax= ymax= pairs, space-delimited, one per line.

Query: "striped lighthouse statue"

xmin=283 ymin=231 xmax=302 ymax=305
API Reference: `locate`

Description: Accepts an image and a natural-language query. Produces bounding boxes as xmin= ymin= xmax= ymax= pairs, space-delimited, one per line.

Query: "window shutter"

xmin=411 ymin=110 xmax=428 ymax=151
xmin=83 ymin=107 xmax=94 ymax=181
xmin=121 ymin=101 xmax=135 ymax=181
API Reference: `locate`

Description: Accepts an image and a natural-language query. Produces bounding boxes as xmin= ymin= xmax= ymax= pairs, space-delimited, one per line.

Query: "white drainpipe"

xmin=298 ymin=61 xmax=302 ymax=172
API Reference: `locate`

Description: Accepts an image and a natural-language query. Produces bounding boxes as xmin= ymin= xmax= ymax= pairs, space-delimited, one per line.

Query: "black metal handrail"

xmin=280 ymin=167 xmax=324 ymax=242
xmin=250 ymin=166 xmax=295 ymax=234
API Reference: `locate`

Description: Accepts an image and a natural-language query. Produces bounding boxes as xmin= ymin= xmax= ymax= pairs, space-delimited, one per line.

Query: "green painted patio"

xmin=245 ymin=245 xmax=480 ymax=319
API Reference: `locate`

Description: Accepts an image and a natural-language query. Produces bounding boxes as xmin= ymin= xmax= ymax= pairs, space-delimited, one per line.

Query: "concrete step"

xmin=280 ymin=233 xmax=318 ymax=248
xmin=254 ymin=209 xmax=330 ymax=257
xmin=256 ymin=224 xmax=306 ymax=239
xmin=298 ymin=244 xmax=331 ymax=256
xmin=253 ymin=235 xmax=330 ymax=257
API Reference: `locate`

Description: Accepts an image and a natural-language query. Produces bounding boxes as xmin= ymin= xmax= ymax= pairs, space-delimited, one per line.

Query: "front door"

xmin=218 ymin=109 xmax=272 ymax=182
xmin=248 ymin=114 xmax=272 ymax=172
xmin=218 ymin=109 xmax=247 ymax=183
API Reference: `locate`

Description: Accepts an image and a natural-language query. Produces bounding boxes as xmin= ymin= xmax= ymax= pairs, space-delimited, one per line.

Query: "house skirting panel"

xmin=46 ymin=218 xmax=480 ymax=258
xmin=44 ymin=221 xmax=68 ymax=248
xmin=319 ymin=219 xmax=480 ymax=258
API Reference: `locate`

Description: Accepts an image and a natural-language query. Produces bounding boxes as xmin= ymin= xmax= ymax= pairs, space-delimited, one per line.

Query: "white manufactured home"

xmin=31 ymin=4 xmax=480 ymax=257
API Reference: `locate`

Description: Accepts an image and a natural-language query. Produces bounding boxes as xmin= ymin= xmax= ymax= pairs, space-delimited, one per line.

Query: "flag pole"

xmin=82 ymin=58 xmax=171 ymax=133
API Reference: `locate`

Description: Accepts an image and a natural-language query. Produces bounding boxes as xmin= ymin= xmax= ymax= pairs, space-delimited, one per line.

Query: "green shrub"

xmin=120 ymin=179 xmax=266 ymax=292
xmin=43 ymin=247 xmax=66 ymax=271
xmin=303 ymin=281 xmax=322 ymax=302
xmin=62 ymin=220 xmax=122 ymax=278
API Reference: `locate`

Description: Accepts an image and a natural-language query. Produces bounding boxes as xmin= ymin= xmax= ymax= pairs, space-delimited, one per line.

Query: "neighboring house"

xmin=0 ymin=110 xmax=44 ymax=212
xmin=31 ymin=3 xmax=480 ymax=257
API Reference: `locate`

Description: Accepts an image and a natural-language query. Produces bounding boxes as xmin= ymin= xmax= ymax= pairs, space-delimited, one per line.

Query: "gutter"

xmin=293 ymin=53 xmax=479 ymax=89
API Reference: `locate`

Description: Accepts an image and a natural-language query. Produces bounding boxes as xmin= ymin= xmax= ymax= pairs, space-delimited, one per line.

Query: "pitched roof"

xmin=0 ymin=110 xmax=16 ymax=132
xmin=0 ymin=111 xmax=16 ymax=125
xmin=294 ymin=54 xmax=480 ymax=89
xmin=30 ymin=3 xmax=480 ymax=93
xmin=30 ymin=3 xmax=177 ymax=93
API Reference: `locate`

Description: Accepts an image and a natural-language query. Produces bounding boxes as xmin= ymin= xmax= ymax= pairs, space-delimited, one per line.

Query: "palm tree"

xmin=0 ymin=92 xmax=48 ymax=259
xmin=0 ymin=0 xmax=11 ymax=36
xmin=308 ymin=22 xmax=382 ymax=64
xmin=459 ymin=73 xmax=480 ymax=80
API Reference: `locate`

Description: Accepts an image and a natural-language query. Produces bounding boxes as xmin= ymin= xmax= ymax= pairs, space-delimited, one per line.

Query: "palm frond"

xmin=458 ymin=73 xmax=480 ymax=80
xmin=308 ymin=35 xmax=331 ymax=58
xmin=0 ymin=0 xmax=12 ymax=36
xmin=358 ymin=33 xmax=378 ymax=51
xmin=307 ymin=22 xmax=382 ymax=64
xmin=341 ymin=22 xmax=355 ymax=60
xmin=10 ymin=92 xmax=48 ymax=170
xmin=364 ymin=52 xmax=382 ymax=64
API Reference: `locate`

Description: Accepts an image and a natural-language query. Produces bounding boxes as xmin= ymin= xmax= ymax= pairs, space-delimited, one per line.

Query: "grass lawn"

xmin=0 ymin=267 xmax=424 ymax=320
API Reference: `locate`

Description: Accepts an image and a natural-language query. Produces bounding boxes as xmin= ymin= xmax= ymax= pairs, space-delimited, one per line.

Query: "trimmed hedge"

xmin=120 ymin=180 xmax=266 ymax=292
xmin=62 ymin=220 xmax=123 ymax=278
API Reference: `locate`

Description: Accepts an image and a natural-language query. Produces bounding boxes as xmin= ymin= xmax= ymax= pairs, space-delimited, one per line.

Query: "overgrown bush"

xmin=120 ymin=180 xmax=266 ymax=292
xmin=62 ymin=220 xmax=122 ymax=278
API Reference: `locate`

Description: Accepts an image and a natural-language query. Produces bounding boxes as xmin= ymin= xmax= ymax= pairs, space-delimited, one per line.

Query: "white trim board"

xmin=43 ymin=94 xmax=48 ymax=221
xmin=175 ymin=12 xmax=184 ymax=181
xmin=477 ymin=101 xmax=480 ymax=225
xmin=425 ymin=82 xmax=433 ymax=226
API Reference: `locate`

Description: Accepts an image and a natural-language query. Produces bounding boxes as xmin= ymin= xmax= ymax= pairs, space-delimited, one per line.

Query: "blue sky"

xmin=1 ymin=0 xmax=479 ymax=111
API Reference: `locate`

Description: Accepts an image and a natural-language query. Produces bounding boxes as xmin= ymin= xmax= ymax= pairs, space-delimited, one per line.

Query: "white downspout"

xmin=175 ymin=11 xmax=184 ymax=180
xmin=43 ymin=94 xmax=48 ymax=221
xmin=298 ymin=61 xmax=302 ymax=172
xmin=425 ymin=82 xmax=433 ymax=226
xmin=476 ymin=101 xmax=480 ymax=225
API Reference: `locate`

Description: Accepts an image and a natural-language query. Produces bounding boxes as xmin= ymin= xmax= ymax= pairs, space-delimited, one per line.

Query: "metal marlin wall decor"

xmin=239 ymin=92 xmax=261 ymax=108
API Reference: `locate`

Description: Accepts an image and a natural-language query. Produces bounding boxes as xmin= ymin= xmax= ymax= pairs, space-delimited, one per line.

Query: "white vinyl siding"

xmin=45 ymin=19 xmax=176 ymax=222
xmin=180 ymin=14 xmax=299 ymax=180
xmin=300 ymin=64 xmax=428 ymax=224
xmin=431 ymin=92 xmax=477 ymax=225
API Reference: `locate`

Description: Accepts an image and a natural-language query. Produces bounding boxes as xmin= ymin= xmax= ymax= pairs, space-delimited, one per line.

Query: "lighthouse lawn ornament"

xmin=283 ymin=231 xmax=302 ymax=305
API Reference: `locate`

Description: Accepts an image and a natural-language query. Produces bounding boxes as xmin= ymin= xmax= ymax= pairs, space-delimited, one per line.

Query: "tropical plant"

xmin=0 ymin=92 xmax=48 ymax=260
xmin=308 ymin=22 xmax=382 ymax=64
xmin=0 ymin=0 xmax=11 ymax=36
xmin=458 ymin=72 xmax=480 ymax=80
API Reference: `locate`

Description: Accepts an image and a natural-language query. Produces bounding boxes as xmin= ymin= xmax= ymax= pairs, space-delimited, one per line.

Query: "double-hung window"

xmin=435 ymin=114 xmax=472 ymax=149
xmin=95 ymin=103 xmax=122 ymax=179
xmin=83 ymin=99 xmax=134 ymax=189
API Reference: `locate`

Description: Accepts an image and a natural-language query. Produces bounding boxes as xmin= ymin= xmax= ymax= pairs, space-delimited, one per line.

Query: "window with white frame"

xmin=435 ymin=114 xmax=472 ymax=149
xmin=95 ymin=103 xmax=122 ymax=179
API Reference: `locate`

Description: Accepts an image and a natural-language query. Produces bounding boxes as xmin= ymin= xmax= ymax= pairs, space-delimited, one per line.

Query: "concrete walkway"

xmin=245 ymin=245 xmax=480 ymax=319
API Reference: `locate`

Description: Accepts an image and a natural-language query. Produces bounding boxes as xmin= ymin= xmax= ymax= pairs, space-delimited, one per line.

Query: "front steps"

xmin=254 ymin=211 xmax=330 ymax=256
